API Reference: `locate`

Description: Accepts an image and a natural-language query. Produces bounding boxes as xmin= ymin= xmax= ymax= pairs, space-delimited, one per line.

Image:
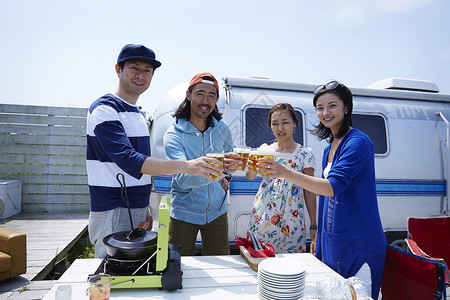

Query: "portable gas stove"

xmin=90 ymin=196 xmax=183 ymax=291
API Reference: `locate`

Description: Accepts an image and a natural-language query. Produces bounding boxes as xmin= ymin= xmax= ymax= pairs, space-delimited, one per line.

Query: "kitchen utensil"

xmin=255 ymin=236 xmax=264 ymax=251
xmin=116 ymin=173 xmax=134 ymax=232
xmin=250 ymin=233 xmax=262 ymax=251
xmin=102 ymin=173 xmax=158 ymax=260
xmin=103 ymin=229 xmax=157 ymax=260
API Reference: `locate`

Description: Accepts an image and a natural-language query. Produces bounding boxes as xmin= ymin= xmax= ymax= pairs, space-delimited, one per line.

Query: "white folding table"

xmin=42 ymin=253 xmax=343 ymax=299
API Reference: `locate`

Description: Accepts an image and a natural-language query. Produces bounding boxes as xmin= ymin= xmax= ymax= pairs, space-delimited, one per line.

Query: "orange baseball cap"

xmin=188 ymin=72 xmax=219 ymax=94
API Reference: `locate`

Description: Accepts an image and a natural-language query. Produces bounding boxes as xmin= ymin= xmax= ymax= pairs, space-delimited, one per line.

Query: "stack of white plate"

xmin=257 ymin=257 xmax=306 ymax=300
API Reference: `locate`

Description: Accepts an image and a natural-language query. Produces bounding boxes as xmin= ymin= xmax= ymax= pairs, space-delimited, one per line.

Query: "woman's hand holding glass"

xmin=255 ymin=157 xmax=286 ymax=178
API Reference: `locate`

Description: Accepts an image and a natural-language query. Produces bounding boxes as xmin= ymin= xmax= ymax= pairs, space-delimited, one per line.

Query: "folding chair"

xmin=405 ymin=216 xmax=450 ymax=286
xmin=381 ymin=244 xmax=446 ymax=299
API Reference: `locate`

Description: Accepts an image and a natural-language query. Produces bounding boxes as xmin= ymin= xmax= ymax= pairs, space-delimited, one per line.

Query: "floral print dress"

xmin=248 ymin=143 xmax=315 ymax=253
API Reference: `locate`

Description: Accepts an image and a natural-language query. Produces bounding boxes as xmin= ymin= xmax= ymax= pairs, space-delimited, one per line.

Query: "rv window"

xmin=245 ymin=107 xmax=304 ymax=148
xmin=352 ymin=114 xmax=388 ymax=155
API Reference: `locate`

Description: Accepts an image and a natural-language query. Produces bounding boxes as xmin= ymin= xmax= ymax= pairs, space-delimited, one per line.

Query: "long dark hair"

xmin=310 ymin=82 xmax=353 ymax=143
xmin=173 ymin=85 xmax=222 ymax=128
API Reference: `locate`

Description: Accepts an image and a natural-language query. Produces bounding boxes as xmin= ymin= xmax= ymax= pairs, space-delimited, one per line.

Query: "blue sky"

xmin=1 ymin=0 xmax=449 ymax=114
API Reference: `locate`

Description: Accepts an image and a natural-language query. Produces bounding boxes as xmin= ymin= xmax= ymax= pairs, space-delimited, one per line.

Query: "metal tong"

xmin=249 ymin=233 xmax=264 ymax=251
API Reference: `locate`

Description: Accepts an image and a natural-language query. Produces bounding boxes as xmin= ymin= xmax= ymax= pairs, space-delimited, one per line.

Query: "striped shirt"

xmin=86 ymin=93 xmax=151 ymax=212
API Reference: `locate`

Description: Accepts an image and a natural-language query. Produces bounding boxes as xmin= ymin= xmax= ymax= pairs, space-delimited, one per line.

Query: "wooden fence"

xmin=0 ymin=104 xmax=89 ymax=213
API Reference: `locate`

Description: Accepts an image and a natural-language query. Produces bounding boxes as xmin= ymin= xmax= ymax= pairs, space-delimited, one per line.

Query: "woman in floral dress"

xmin=246 ymin=103 xmax=317 ymax=254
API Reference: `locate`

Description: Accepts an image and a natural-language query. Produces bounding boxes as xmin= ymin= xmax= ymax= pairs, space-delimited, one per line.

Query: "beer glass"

xmin=256 ymin=148 xmax=275 ymax=176
xmin=206 ymin=153 xmax=224 ymax=180
xmin=248 ymin=149 xmax=259 ymax=172
xmin=233 ymin=146 xmax=250 ymax=171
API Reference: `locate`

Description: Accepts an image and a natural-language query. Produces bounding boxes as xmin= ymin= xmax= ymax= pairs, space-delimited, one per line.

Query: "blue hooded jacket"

xmin=163 ymin=117 xmax=234 ymax=225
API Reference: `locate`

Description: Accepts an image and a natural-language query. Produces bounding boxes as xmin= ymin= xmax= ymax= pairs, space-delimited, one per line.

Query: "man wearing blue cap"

xmin=86 ymin=44 xmax=224 ymax=258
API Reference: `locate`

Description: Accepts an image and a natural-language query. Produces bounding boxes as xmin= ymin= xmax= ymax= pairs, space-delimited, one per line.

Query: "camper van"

xmin=149 ymin=76 xmax=450 ymax=252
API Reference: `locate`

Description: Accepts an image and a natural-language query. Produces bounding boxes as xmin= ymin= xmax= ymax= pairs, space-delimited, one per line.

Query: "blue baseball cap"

xmin=117 ymin=44 xmax=161 ymax=69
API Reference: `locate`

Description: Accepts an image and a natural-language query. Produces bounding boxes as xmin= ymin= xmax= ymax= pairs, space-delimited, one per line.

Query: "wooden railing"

xmin=0 ymin=104 xmax=89 ymax=213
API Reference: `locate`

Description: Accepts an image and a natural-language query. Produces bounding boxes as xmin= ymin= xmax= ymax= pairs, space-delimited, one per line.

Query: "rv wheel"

xmin=385 ymin=231 xmax=407 ymax=252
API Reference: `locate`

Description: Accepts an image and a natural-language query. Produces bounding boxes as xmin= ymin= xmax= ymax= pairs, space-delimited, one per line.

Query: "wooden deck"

xmin=0 ymin=212 xmax=89 ymax=300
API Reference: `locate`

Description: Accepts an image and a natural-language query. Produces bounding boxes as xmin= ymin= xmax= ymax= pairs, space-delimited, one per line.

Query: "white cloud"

xmin=311 ymin=1 xmax=371 ymax=26
xmin=311 ymin=0 xmax=437 ymax=26
xmin=375 ymin=0 xmax=435 ymax=12
xmin=331 ymin=2 xmax=368 ymax=25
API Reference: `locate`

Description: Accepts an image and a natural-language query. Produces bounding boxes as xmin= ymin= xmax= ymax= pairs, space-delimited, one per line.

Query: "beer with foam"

xmin=256 ymin=148 xmax=275 ymax=176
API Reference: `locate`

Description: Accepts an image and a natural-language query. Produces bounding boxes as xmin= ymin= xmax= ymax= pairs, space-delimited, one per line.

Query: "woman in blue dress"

xmin=256 ymin=81 xmax=386 ymax=298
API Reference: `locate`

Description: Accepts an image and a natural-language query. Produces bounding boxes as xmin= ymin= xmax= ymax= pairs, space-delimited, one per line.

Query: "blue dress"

xmin=315 ymin=129 xmax=386 ymax=298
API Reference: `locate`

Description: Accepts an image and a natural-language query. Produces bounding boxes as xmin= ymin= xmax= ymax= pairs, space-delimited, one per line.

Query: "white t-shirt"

xmin=324 ymin=162 xmax=332 ymax=178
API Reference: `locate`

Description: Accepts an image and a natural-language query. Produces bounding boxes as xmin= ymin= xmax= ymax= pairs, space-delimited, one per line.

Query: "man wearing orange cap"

xmin=164 ymin=73 xmax=234 ymax=256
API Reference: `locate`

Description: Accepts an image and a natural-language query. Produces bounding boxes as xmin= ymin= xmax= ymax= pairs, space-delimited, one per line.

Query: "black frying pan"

xmin=102 ymin=173 xmax=158 ymax=260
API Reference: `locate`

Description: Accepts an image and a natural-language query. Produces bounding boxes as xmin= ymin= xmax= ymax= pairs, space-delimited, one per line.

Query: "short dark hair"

xmin=311 ymin=82 xmax=353 ymax=143
xmin=267 ymin=103 xmax=299 ymax=127
xmin=117 ymin=60 xmax=155 ymax=71
xmin=173 ymin=84 xmax=222 ymax=127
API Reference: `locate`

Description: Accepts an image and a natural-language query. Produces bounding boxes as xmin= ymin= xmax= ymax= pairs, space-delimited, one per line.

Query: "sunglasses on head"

xmin=314 ymin=80 xmax=340 ymax=95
